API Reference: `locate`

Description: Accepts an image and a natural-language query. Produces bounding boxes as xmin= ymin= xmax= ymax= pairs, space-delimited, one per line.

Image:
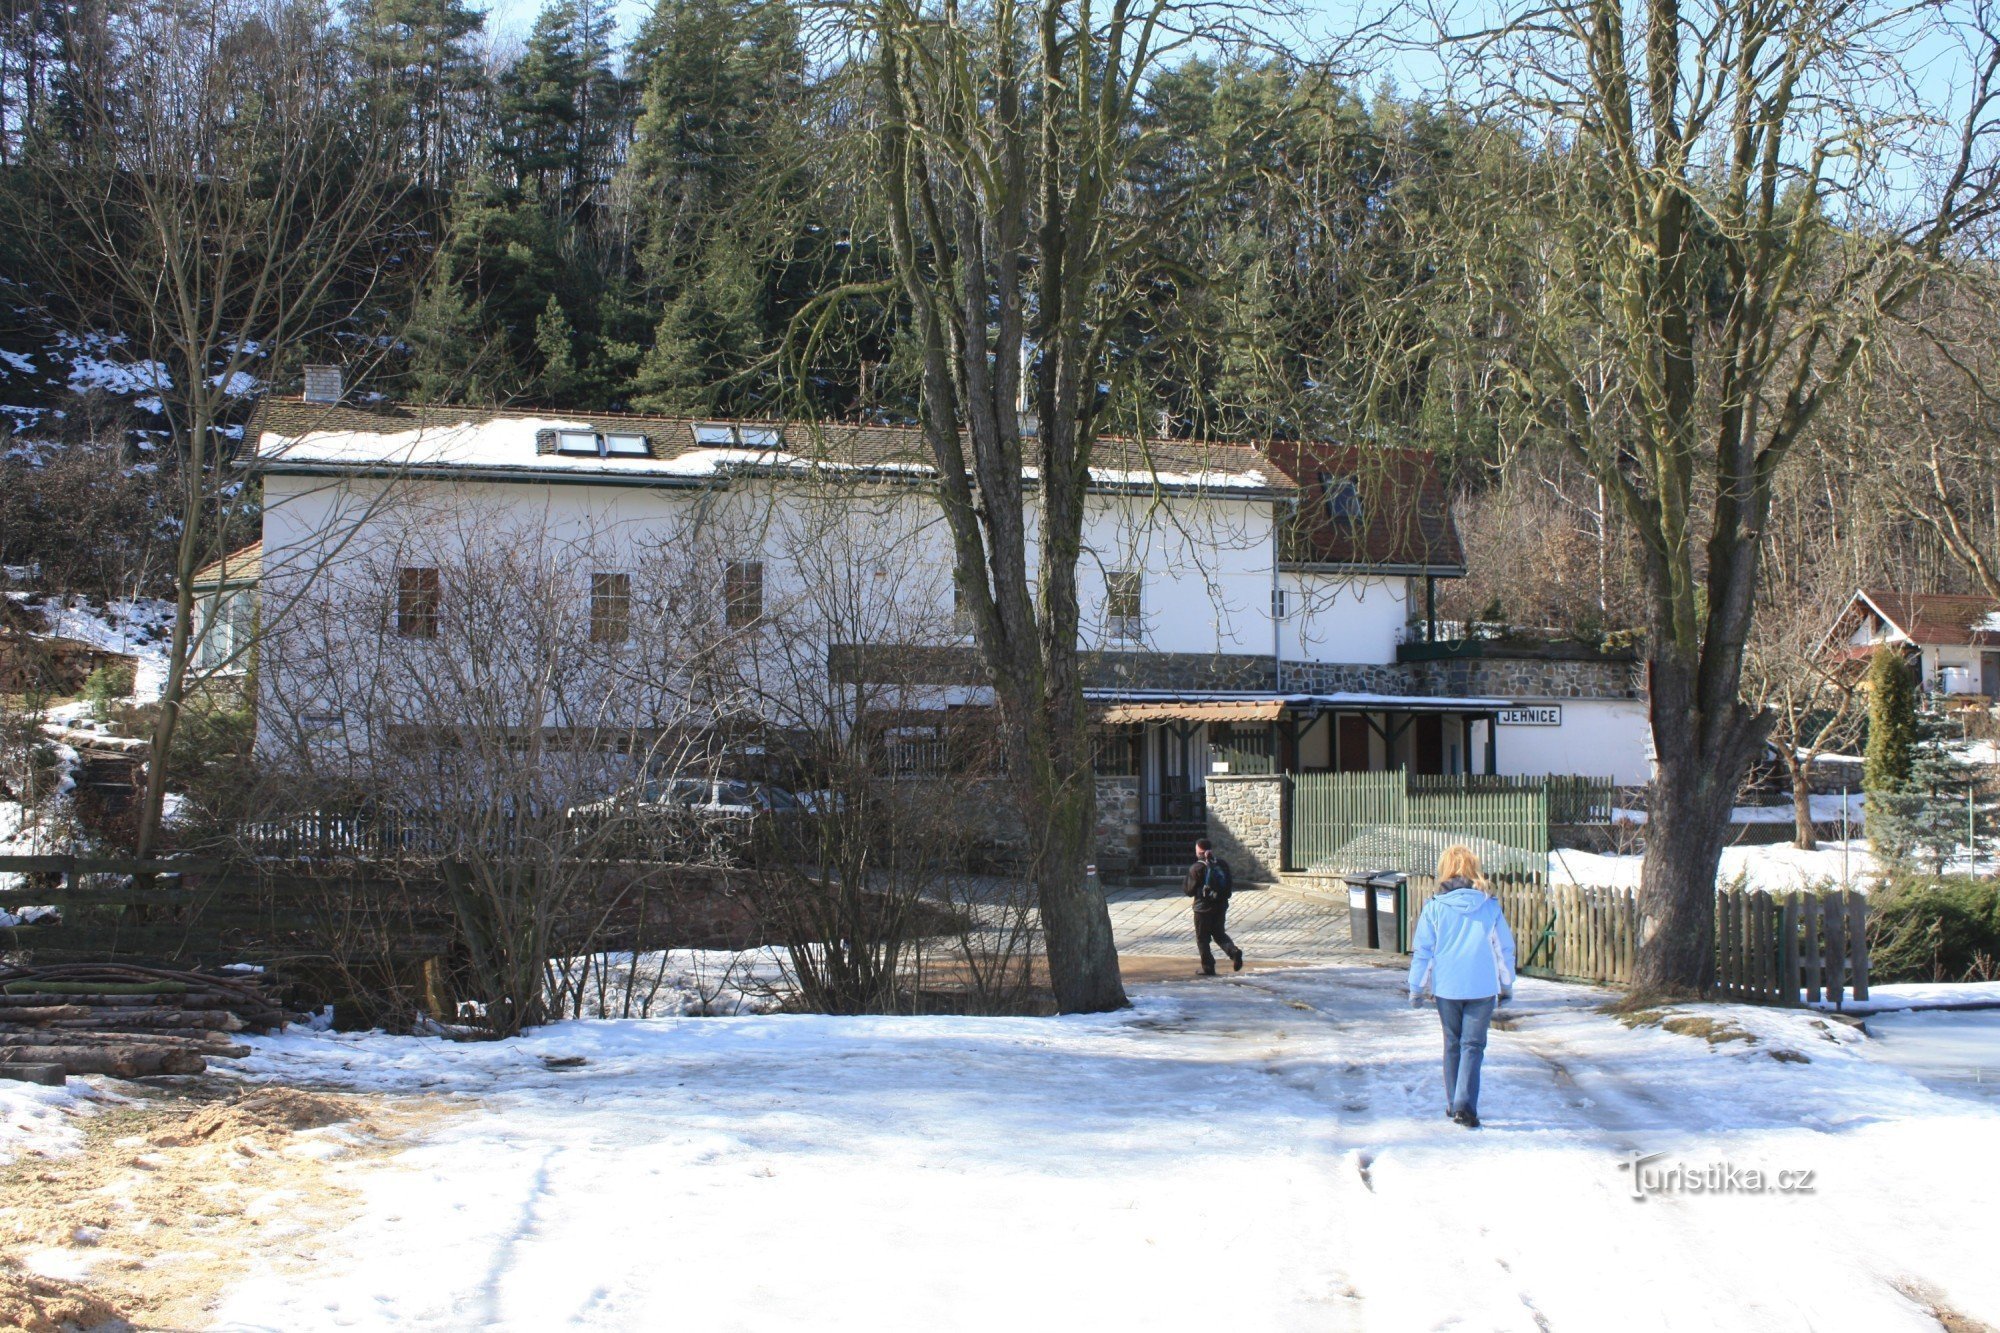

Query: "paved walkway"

xmin=1105 ymin=881 xmax=1364 ymax=963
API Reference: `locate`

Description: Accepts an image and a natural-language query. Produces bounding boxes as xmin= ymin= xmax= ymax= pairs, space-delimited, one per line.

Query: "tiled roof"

xmin=188 ymin=540 xmax=261 ymax=589
xmin=1855 ymin=589 xmax=2000 ymax=646
xmin=1259 ymin=441 xmax=1465 ymax=573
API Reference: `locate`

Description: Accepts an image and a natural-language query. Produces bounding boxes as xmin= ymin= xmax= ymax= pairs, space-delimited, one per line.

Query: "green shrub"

xmin=1868 ymin=876 xmax=2000 ymax=983
xmin=82 ymin=661 xmax=137 ymax=718
xmin=1864 ymin=644 xmax=1916 ymax=794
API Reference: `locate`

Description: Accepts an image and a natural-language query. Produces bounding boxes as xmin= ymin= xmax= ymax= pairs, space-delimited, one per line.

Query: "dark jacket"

xmin=1184 ymin=856 xmax=1232 ymax=911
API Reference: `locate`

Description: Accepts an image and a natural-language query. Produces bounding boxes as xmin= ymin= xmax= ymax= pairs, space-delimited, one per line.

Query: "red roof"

xmin=188 ymin=541 xmax=261 ymax=589
xmin=1259 ymin=441 xmax=1464 ymax=574
xmin=1854 ymin=589 xmax=2000 ymax=647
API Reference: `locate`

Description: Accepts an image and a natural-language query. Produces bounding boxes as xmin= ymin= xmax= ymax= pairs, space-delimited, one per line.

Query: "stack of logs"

xmin=0 ymin=963 xmax=297 ymax=1085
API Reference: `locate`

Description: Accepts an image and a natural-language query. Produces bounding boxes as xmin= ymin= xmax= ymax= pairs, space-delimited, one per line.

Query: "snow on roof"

xmin=248 ymin=402 xmax=1282 ymax=492
xmin=1082 ymin=688 xmax=1511 ymax=710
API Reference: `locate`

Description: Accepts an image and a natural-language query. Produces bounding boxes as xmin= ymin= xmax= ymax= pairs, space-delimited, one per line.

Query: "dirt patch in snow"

xmin=147 ymin=1087 xmax=361 ymax=1147
xmin=1614 ymin=1007 xmax=1758 ymax=1046
xmin=0 ymin=1078 xmax=448 ymax=1331
xmin=0 ymin=1262 xmax=127 ymax=1331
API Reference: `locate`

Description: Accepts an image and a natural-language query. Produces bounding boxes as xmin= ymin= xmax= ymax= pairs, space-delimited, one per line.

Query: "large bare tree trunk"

xmin=1634 ymin=651 xmax=1766 ymax=996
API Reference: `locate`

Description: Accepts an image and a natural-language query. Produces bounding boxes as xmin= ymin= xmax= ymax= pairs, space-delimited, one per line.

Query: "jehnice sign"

xmin=1497 ymin=706 xmax=1561 ymax=727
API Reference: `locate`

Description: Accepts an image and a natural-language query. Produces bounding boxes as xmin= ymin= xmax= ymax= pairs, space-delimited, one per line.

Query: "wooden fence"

xmin=1289 ymin=772 xmax=1567 ymax=883
xmin=1714 ymin=887 xmax=1870 ymax=1005
xmin=1399 ymin=875 xmax=1869 ymax=1005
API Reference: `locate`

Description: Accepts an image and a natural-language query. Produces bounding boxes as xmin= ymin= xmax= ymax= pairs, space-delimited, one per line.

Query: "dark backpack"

xmin=1199 ymin=857 xmax=1234 ymax=905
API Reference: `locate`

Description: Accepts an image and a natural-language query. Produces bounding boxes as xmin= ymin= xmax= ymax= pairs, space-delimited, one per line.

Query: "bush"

xmin=1868 ymin=877 xmax=2000 ymax=983
xmin=82 ymin=660 xmax=137 ymax=718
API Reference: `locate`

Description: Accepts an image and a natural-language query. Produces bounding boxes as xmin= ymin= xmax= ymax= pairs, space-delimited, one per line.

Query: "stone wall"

xmin=1279 ymin=655 xmax=1644 ymax=701
xmin=1410 ymin=656 xmax=1644 ymax=701
xmin=1093 ymin=776 xmax=1140 ymax=872
xmin=831 ymin=643 xmax=1277 ymax=693
xmin=1204 ymin=773 xmax=1285 ymax=883
xmin=1277 ymin=661 xmax=1408 ymax=694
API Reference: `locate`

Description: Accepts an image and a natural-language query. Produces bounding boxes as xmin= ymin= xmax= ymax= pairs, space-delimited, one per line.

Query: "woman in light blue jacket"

xmin=1407 ymin=845 xmax=1517 ymax=1128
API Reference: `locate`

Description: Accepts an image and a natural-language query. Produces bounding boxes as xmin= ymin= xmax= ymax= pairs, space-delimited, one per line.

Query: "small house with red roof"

xmin=1826 ymin=588 xmax=2000 ymax=699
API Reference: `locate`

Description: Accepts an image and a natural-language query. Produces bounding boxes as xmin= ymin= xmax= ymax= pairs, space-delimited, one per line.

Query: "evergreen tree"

xmin=1870 ymin=709 xmax=1985 ymax=875
xmin=618 ymin=0 xmax=805 ymax=407
xmin=400 ymin=169 xmax=565 ymax=401
xmin=1865 ymin=644 xmax=1918 ymax=793
xmin=534 ymin=293 xmax=585 ymax=401
xmin=344 ymin=0 xmax=488 ymax=192
xmin=629 ymin=244 xmax=761 ymax=412
xmin=494 ymin=0 xmax=625 ymax=217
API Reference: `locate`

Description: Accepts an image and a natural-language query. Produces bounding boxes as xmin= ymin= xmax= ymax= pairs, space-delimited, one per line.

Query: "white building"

xmin=213 ymin=397 xmax=1655 ymax=871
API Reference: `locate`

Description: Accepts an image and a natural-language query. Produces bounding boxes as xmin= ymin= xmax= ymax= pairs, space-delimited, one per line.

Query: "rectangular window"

xmin=604 ymin=432 xmax=649 ymax=457
xmin=1106 ymin=571 xmax=1143 ymax=641
xmin=194 ymin=594 xmax=226 ymax=670
xmin=725 ymin=560 xmax=764 ymax=628
xmin=693 ymin=423 xmax=737 ymax=446
xmin=395 ymin=566 xmax=440 ymax=639
xmin=555 ymin=430 xmax=600 ymax=455
xmin=590 ymin=571 xmax=631 ymax=645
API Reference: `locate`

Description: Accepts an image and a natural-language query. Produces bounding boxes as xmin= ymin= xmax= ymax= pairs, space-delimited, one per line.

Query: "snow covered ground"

xmin=189 ymin=962 xmax=1999 ymax=1332
xmin=1550 ymin=839 xmax=1879 ymax=893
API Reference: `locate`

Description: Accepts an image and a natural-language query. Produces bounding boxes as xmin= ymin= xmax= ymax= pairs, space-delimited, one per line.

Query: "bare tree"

xmin=820 ymin=0 xmax=1260 ymax=1013
xmin=736 ymin=476 xmax=1040 ymax=1013
xmin=1407 ymin=0 xmax=2000 ymax=994
xmin=1742 ymin=591 xmax=1864 ymax=848
xmin=7 ymin=0 xmax=427 ymax=864
xmin=255 ymin=502 xmax=746 ymax=1035
xmin=1857 ymin=270 xmax=2000 ymax=595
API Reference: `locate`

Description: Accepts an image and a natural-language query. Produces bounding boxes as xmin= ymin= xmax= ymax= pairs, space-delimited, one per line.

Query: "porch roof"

xmin=1087 ymin=689 xmax=1510 ymax=724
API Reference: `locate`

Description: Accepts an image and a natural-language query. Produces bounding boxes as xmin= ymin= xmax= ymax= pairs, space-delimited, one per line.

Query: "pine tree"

xmin=535 ymin=293 xmax=585 ymax=402
xmin=1870 ymin=709 xmax=1984 ymax=875
xmin=619 ymin=0 xmax=804 ymax=406
xmin=629 ymin=246 xmax=761 ymax=412
xmin=345 ymin=0 xmax=488 ymax=192
xmin=494 ymin=0 xmax=625 ymax=217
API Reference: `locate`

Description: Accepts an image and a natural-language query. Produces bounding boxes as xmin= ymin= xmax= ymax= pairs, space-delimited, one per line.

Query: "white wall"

xmin=1488 ymin=700 xmax=1653 ymax=786
xmin=1069 ymin=493 xmax=1276 ymax=656
xmin=1278 ymin=573 xmax=1408 ymax=666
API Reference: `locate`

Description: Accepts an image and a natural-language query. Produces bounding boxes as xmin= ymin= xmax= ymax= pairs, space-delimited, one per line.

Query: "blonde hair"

xmin=1435 ymin=844 xmax=1488 ymax=888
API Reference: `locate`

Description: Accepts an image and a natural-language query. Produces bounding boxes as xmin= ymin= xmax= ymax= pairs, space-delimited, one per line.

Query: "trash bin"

xmin=1371 ymin=872 xmax=1409 ymax=953
xmin=1344 ymin=871 xmax=1379 ymax=949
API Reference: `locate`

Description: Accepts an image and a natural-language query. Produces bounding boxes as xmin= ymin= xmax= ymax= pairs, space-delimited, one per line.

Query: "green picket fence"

xmin=1289 ymin=772 xmax=1589 ymax=884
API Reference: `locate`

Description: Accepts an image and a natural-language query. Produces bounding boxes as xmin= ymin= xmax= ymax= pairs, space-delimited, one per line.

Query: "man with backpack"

xmin=1183 ymin=837 xmax=1244 ymax=975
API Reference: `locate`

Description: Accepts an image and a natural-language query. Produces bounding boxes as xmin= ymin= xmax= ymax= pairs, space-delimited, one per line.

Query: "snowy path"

xmin=206 ymin=965 xmax=1998 ymax=1333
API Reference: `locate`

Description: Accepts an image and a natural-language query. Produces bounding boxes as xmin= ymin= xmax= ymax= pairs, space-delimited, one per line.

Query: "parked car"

xmin=566 ymin=777 xmax=804 ymax=858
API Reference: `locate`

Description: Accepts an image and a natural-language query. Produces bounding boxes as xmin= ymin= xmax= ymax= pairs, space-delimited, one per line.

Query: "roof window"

xmin=693 ymin=423 xmax=784 ymax=448
xmin=604 ymin=432 xmax=650 ymax=457
xmin=556 ymin=430 xmax=600 ymax=455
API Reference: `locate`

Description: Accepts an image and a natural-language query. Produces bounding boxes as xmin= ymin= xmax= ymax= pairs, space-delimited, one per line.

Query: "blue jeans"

xmin=1437 ymin=997 xmax=1496 ymax=1117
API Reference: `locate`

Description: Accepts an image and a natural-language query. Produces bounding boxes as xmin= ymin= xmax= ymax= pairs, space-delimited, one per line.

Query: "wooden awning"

xmin=1099 ymin=699 xmax=1291 ymax=725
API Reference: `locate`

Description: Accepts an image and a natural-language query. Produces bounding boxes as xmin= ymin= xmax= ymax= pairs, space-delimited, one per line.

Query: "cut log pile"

xmin=0 ymin=963 xmax=297 ymax=1085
